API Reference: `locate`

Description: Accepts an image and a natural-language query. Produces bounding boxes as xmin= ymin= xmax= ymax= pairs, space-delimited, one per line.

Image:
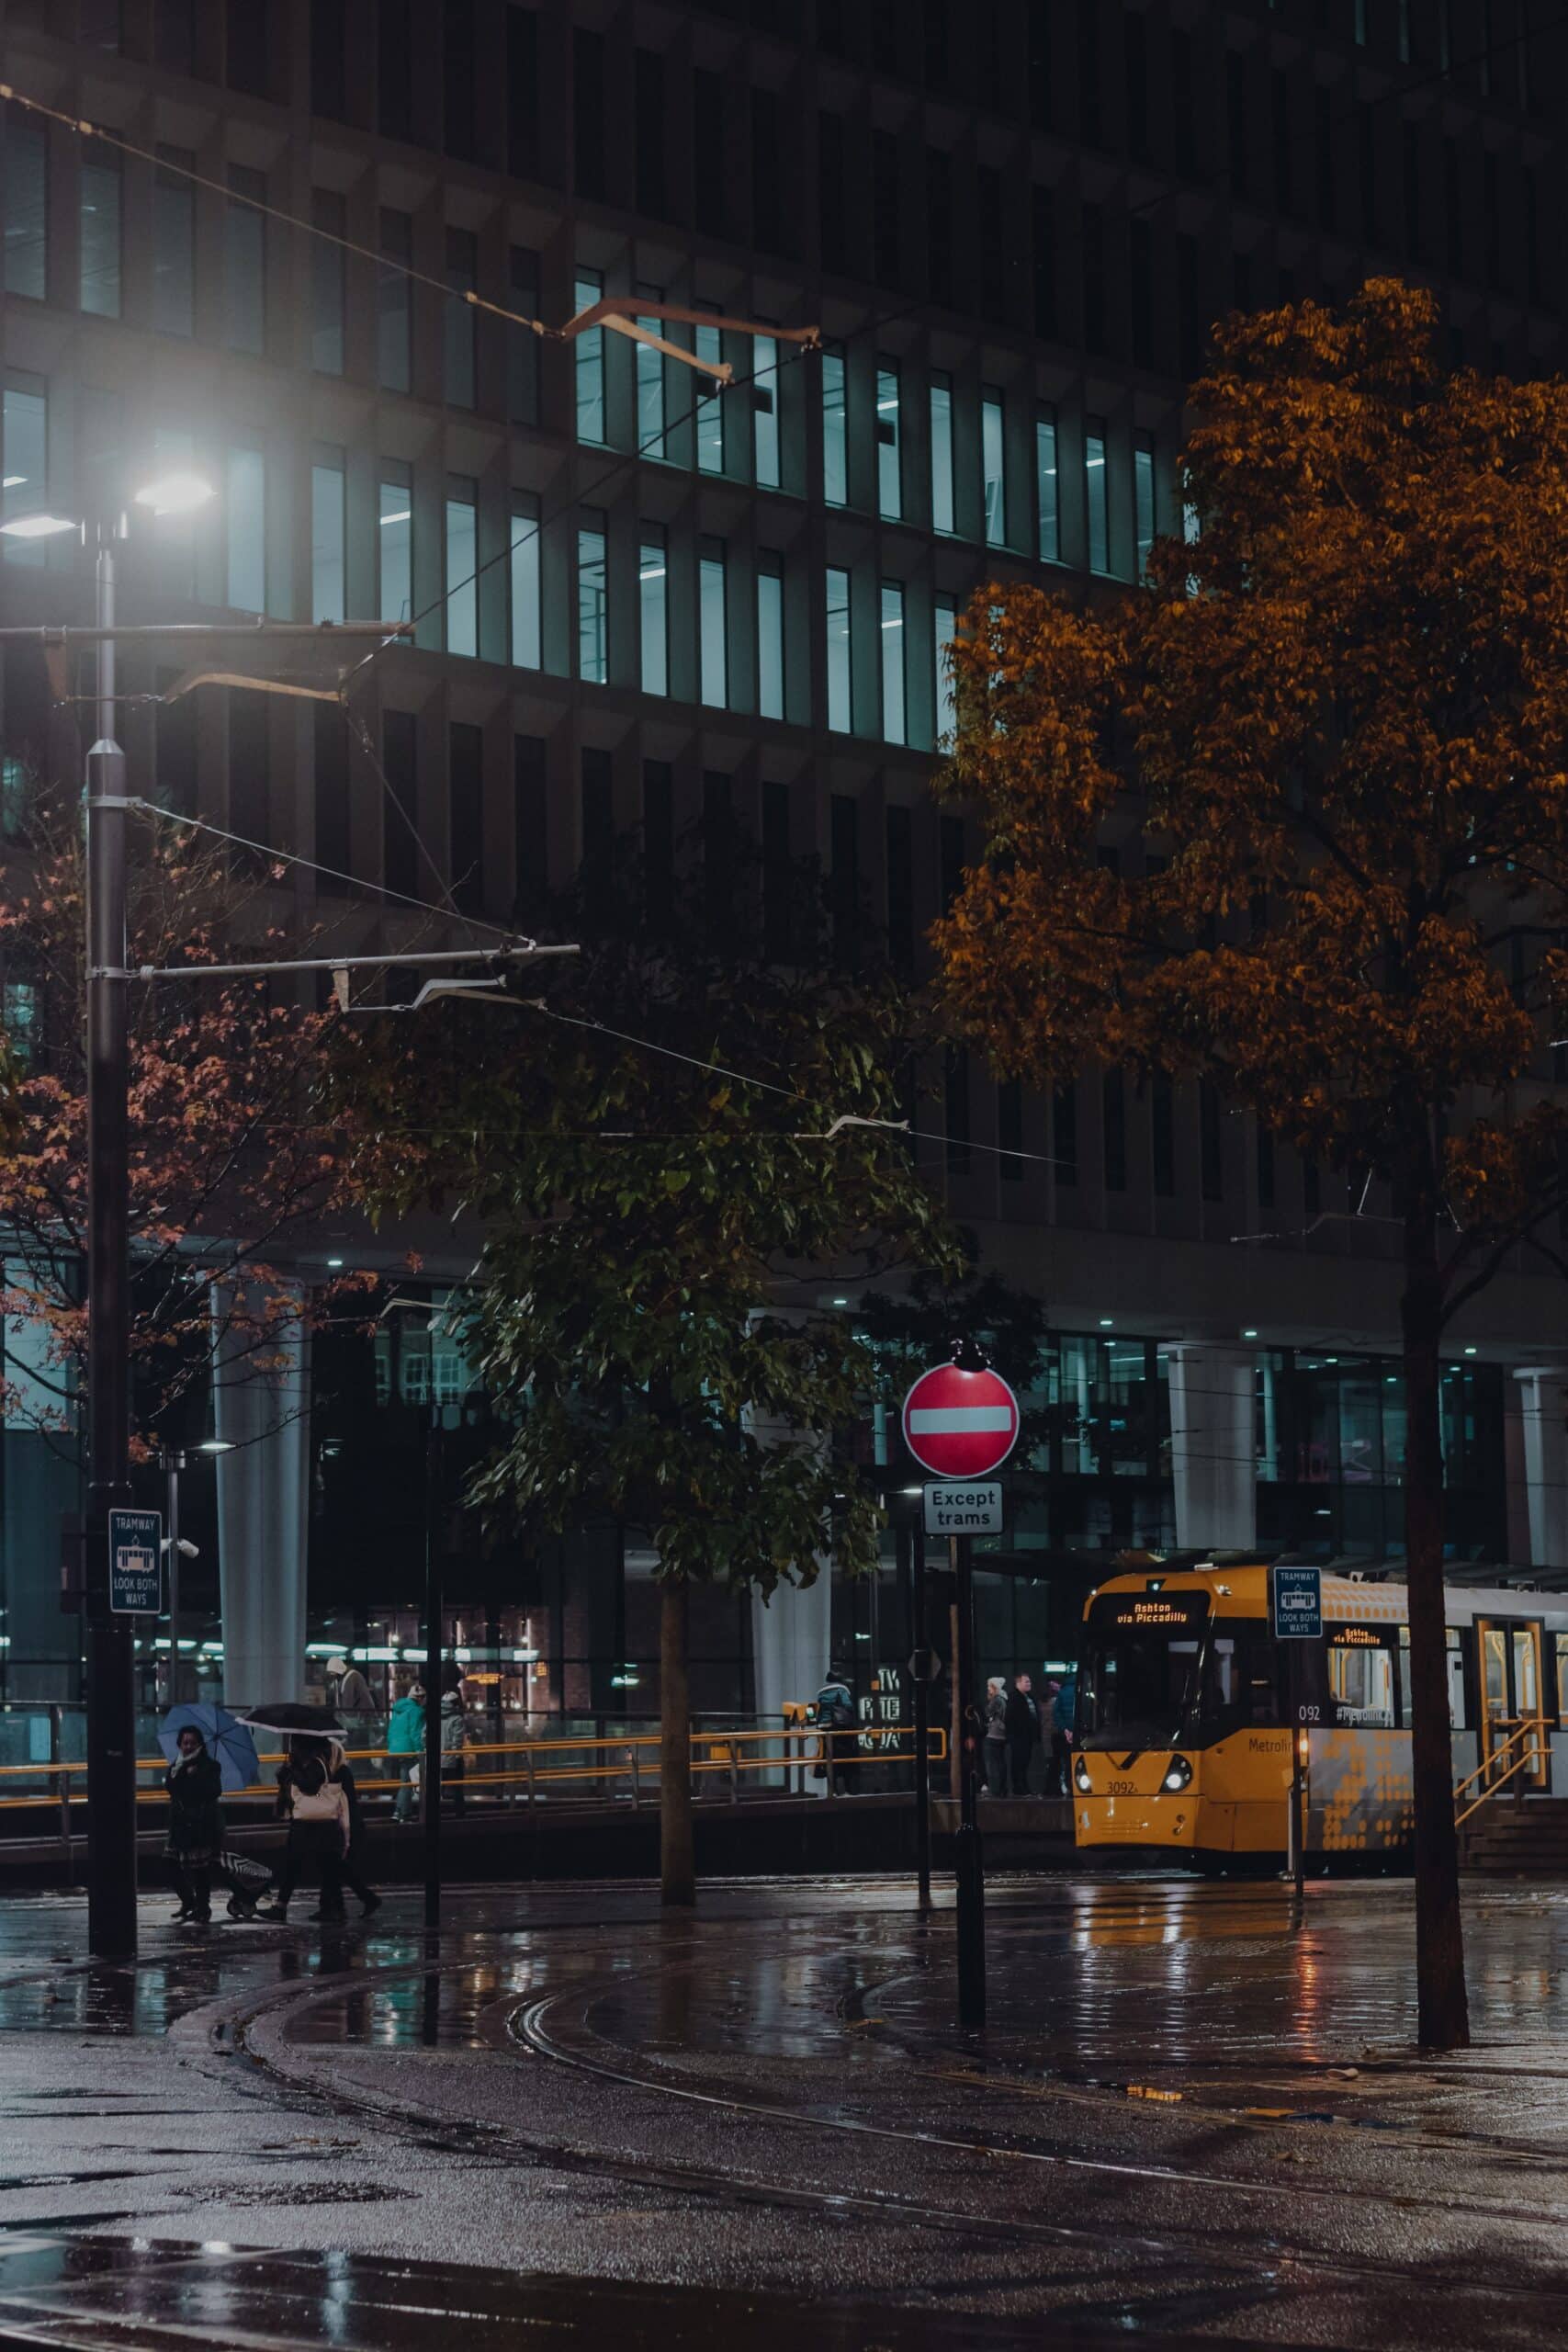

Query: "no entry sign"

xmin=901 ymin=1362 xmax=1021 ymax=1480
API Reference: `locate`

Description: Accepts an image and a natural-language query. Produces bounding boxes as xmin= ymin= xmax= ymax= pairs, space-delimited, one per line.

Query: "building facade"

xmin=2 ymin=0 xmax=1567 ymax=1732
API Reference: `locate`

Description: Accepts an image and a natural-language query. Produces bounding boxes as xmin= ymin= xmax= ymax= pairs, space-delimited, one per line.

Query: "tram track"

xmin=200 ymin=1927 xmax=1568 ymax=2333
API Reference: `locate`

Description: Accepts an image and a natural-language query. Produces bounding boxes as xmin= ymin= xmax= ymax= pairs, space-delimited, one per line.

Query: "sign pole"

xmin=952 ymin=1530 xmax=986 ymax=2026
xmin=898 ymin=1514 xmax=932 ymax=1914
xmin=423 ymin=1419 xmax=444 ymax=1930
xmin=1270 ymin=1565 xmax=1322 ymax=1900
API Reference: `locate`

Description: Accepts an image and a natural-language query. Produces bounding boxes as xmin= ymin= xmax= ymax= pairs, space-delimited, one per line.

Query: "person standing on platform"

xmin=1043 ymin=1676 xmax=1069 ymax=1794
xmin=983 ymin=1678 xmax=1008 ymax=1796
xmin=387 ymin=1681 xmax=426 ymax=1822
xmin=1004 ymin=1670 xmax=1040 ymax=1797
xmin=164 ymin=1725 xmax=224 ymax=1923
xmin=440 ymin=1673 xmax=470 ymax=1815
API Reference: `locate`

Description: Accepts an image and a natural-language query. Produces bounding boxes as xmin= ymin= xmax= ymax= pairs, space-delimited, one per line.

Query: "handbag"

xmin=291 ymin=1781 xmax=349 ymax=1846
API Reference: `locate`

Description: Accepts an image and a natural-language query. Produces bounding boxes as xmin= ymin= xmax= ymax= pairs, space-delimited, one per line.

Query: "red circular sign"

xmin=900 ymin=1363 xmax=1021 ymax=1480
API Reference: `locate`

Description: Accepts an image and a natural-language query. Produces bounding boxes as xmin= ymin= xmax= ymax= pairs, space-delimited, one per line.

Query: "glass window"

xmin=880 ymin=580 xmax=906 ymax=745
xmin=310 ymin=457 xmax=345 ymax=624
xmin=826 ymin=565 xmax=852 ymax=732
xmin=446 ymin=481 xmax=478 ymax=657
xmin=225 ymin=166 xmax=265 ymax=354
xmin=1036 ymin=406 xmax=1059 ymax=562
xmin=1079 ymin=1591 xmax=1208 ymax=1748
xmin=311 ymin=189 xmax=344 ymax=374
xmin=378 ymin=209 xmax=412 ymax=392
xmin=1327 ymin=1629 xmax=1398 ymax=1729
xmin=982 ymin=390 xmax=1005 ymax=546
xmin=153 ymin=148 xmax=195 ymax=336
xmin=876 ymin=361 xmax=901 ymax=521
xmin=822 ymin=345 xmax=847 ymax=506
xmin=578 ymin=514 xmax=607 ymax=683
xmin=4 ymin=106 xmax=46 ymax=300
xmin=753 ymin=334 xmax=780 ymax=489
xmin=575 ymin=268 xmax=605 ymax=445
xmin=511 ymin=496 xmax=541 ymax=670
xmin=933 ymin=592 xmax=956 ymax=744
xmin=930 ymin=372 xmax=954 ymax=532
xmin=700 ymin=538 xmax=727 ymax=708
xmin=639 ymin=529 xmax=668 ymax=695
xmin=696 ymin=320 xmax=724 ymax=473
xmin=80 ymin=154 xmax=121 ymax=318
xmin=2 ymin=378 xmax=49 ymax=568
xmin=226 ymin=447 xmax=265 ymax=613
xmin=1086 ymin=419 xmax=1110 ymax=576
xmin=636 ymin=291 xmax=665 ymax=458
xmin=378 ymin=468 xmax=412 ymax=625
xmin=445 ymin=227 xmax=477 ymax=409
xmin=1134 ymin=432 xmax=1156 ymax=582
xmin=1 ymin=978 xmax=39 ymax=1070
xmin=758 ymin=554 xmax=784 ymax=721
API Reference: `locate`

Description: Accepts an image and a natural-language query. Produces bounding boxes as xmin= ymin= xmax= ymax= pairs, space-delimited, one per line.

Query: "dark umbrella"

xmin=157 ymin=1703 xmax=262 ymax=1792
xmin=239 ymin=1702 xmax=347 ymax=1738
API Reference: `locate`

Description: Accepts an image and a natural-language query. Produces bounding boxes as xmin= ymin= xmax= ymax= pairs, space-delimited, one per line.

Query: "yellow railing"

xmin=0 ymin=1722 xmax=946 ymax=1821
xmin=1454 ymin=1718 xmax=1549 ymax=1827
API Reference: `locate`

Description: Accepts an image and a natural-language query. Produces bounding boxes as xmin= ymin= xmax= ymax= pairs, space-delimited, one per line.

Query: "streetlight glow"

xmin=0 ymin=513 xmax=78 ymax=539
xmin=132 ymin=470 xmax=216 ymax=517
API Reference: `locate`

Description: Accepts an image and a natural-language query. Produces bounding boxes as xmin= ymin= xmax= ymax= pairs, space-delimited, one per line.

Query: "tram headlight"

xmin=1161 ymin=1754 xmax=1193 ymax=1793
xmin=1073 ymin=1755 xmax=1092 ymax=1794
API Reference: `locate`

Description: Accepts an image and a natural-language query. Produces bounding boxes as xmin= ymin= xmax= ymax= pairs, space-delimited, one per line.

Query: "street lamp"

xmin=9 ymin=476 xmax=220 ymax=1953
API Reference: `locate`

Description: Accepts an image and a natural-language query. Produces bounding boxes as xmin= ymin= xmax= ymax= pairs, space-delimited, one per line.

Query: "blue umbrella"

xmin=158 ymin=1702 xmax=262 ymax=1793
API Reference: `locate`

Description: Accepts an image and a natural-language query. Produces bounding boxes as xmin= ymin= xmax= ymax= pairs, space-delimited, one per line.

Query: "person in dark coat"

xmin=1004 ymin=1671 xmax=1040 ymax=1797
xmin=327 ymin=1740 xmax=381 ymax=1916
xmin=164 ymin=1725 xmax=224 ymax=1922
xmin=256 ymin=1736 xmax=347 ymax=1922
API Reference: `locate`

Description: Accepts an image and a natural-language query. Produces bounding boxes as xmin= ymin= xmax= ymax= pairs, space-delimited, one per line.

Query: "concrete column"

xmin=1514 ymin=1370 xmax=1568 ymax=1575
xmin=1166 ymin=1343 xmax=1257 ymax=1553
xmin=211 ymin=1281 xmax=310 ymax=1708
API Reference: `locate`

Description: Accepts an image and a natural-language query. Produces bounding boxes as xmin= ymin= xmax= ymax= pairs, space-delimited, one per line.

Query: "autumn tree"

xmin=332 ymin=866 xmax=962 ymax=1905
xmin=0 ymin=796 xmax=360 ymax=1464
xmin=934 ymin=280 xmax=1568 ymax=2051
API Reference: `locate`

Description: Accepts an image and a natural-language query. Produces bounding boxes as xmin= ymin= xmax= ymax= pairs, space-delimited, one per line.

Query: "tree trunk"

xmin=1403 ymin=1200 xmax=1470 ymax=2051
xmin=660 ymin=1577 xmax=694 ymax=1907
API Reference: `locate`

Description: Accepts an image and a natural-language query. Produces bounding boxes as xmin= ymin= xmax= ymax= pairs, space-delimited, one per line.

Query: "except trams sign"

xmin=923 ymin=1482 xmax=1004 ymax=1535
xmin=900 ymin=1363 xmax=1021 ymax=1480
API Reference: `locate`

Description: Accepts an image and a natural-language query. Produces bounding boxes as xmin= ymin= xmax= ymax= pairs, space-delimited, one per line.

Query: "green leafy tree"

xmin=935 ymin=281 xmax=1568 ymax=2049
xmin=333 ymin=876 xmax=961 ymax=1903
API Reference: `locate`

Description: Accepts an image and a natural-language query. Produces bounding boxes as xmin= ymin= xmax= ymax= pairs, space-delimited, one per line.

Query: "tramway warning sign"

xmin=924 ymin=1482 xmax=1004 ymax=1536
xmin=108 ymin=1508 xmax=163 ymax=1616
xmin=901 ymin=1363 xmax=1021 ymax=1480
xmin=1270 ymin=1565 xmax=1323 ymax=1642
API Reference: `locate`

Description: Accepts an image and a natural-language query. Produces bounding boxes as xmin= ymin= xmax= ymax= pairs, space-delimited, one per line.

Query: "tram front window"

xmin=1079 ymin=1593 xmax=1208 ymax=1751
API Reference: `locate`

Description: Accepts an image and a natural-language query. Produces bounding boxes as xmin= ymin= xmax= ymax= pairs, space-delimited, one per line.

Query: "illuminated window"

xmin=930 ymin=373 xmax=954 ymax=532
xmin=378 ymin=467 xmax=412 ymax=627
xmin=639 ymin=528 xmax=667 ymax=695
xmin=511 ymin=497 xmax=541 ymax=670
xmin=310 ymin=456 xmax=345 ymax=623
xmin=1086 ymin=417 xmax=1110 ymax=575
xmin=445 ymin=480 xmax=477 ymax=656
xmin=876 ymin=361 xmax=901 ymax=520
xmin=1036 ymin=406 xmax=1059 ymax=562
xmin=574 ymin=267 xmax=605 ymax=444
xmin=982 ymin=390 xmax=1005 ymax=546
xmin=880 ymin=581 xmax=905 ymax=745
xmin=822 ymin=345 xmax=847 ymax=504
xmin=700 ymin=538 xmax=727 ymax=707
xmin=826 ymin=566 xmax=851 ymax=730
xmin=578 ymin=514 xmax=607 ymax=683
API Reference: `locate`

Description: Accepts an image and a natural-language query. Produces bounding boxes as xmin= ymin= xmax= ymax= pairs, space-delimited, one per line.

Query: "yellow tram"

xmin=1071 ymin=1559 xmax=1568 ymax=1866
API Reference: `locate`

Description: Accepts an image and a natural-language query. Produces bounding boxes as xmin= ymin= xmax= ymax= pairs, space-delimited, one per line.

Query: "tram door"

xmin=1476 ymin=1618 xmax=1549 ymax=1792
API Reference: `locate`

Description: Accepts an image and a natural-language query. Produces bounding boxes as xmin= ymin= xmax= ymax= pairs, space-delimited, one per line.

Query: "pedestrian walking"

xmin=387 ymin=1680 xmax=426 ymax=1822
xmin=327 ymin=1741 xmax=383 ymax=1916
xmin=814 ymin=1665 xmax=858 ymax=1795
xmin=257 ymin=1736 xmax=349 ymax=1922
xmin=983 ymin=1677 xmax=1009 ymax=1797
xmin=440 ymin=1675 xmax=469 ymax=1815
xmin=1004 ymin=1670 xmax=1040 ymax=1797
xmin=164 ymin=1725 xmax=224 ymax=1923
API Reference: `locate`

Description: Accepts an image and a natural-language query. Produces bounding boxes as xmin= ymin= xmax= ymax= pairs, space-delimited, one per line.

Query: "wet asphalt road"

xmin=3 ymin=1873 xmax=1568 ymax=2346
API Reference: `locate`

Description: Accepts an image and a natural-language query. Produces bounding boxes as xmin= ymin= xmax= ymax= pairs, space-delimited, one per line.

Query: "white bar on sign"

xmin=908 ymin=1407 xmax=1013 ymax=1432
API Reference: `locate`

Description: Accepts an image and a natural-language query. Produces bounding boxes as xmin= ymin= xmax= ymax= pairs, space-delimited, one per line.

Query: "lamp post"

xmin=2 ymin=475 xmax=217 ymax=1957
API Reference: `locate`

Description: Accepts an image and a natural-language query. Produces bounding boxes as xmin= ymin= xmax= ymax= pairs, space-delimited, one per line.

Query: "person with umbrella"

xmin=158 ymin=1703 xmax=265 ymax=1921
xmin=163 ymin=1725 xmax=224 ymax=1923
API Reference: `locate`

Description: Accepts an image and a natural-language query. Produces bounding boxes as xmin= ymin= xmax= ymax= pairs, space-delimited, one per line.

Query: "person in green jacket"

xmin=387 ymin=1681 xmax=426 ymax=1822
